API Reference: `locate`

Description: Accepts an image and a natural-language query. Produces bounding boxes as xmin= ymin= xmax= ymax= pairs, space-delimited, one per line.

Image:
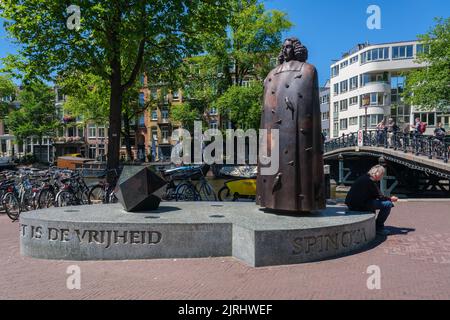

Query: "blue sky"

xmin=264 ymin=0 xmax=450 ymax=85
xmin=1 ymin=0 xmax=449 ymax=86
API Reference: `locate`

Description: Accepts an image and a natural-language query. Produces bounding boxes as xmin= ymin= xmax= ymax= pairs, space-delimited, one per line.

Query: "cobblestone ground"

xmin=1 ymin=201 xmax=450 ymax=300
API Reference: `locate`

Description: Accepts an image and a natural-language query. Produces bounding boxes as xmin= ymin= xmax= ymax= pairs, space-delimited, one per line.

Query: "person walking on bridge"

xmin=345 ymin=165 xmax=399 ymax=236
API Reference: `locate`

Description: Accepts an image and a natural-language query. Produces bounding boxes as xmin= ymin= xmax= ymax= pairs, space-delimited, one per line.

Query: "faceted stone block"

xmin=115 ymin=166 xmax=167 ymax=212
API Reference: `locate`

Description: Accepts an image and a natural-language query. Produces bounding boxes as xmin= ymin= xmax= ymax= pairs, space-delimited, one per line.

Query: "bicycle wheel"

xmin=88 ymin=185 xmax=105 ymax=205
xmin=77 ymin=190 xmax=90 ymax=205
xmin=175 ymin=183 xmax=200 ymax=201
xmin=3 ymin=192 xmax=20 ymax=221
xmin=55 ymin=190 xmax=76 ymax=207
xmin=218 ymin=186 xmax=236 ymax=202
xmin=20 ymin=190 xmax=35 ymax=211
xmin=37 ymin=188 xmax=55 ymax=209
xmin=198 ymin=181 xmax=217 ymax=201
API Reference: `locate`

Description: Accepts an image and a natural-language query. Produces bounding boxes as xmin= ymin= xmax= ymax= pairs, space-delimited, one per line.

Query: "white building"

xmin=329 ymin=40 xmax=447 ymax=138
xmin=320 ymin=80 xmax=330 ymax=140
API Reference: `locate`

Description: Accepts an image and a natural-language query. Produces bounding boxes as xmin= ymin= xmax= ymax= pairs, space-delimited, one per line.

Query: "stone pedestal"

xmin=20 ymin=203 xmax=375 ymax=267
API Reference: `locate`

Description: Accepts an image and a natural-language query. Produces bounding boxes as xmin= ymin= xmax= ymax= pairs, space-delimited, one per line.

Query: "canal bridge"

xmin=324 ymin=131 xmax=450 ymax=198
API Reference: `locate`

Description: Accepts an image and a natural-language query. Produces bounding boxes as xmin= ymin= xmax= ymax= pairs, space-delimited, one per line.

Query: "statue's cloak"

xmin=256 ymin=60 xmax=326 ymax=213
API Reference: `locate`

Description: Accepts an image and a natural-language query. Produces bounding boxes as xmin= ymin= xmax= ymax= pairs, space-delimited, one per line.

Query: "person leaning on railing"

xmin=386 ymin=118 xmax=399 ymax=148
xmin=345 ymin=165 xmax=399 ymax=236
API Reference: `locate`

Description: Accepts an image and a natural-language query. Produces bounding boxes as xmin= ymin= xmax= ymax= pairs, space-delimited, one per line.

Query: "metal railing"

xmin=325 ymin=130 xmax=450 ymax=164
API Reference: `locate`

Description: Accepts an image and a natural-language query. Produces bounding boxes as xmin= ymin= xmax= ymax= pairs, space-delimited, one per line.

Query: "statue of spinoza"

xmin=256 ymin=37 xmax=326 ymax=214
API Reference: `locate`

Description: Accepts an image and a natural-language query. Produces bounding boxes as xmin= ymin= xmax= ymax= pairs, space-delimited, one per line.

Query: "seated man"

xmin=345 ymin=165 xmax=399 ymax=236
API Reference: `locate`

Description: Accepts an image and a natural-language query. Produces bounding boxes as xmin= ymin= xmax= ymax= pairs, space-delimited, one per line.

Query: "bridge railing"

xmin=324 ymin=130 xmax=449 ymax=164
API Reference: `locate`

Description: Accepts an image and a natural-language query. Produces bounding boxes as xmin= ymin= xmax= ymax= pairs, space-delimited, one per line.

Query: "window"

xmin=359 ymin=115 xmax=385 ymax=129
xmin=340 ymin=80 xmax=348 ymax=93
xmin=161 ymin=129 xmax=169 ymax=143
xmin=210 ymin=107 xmax=218 ymax=116
xmin=139 ymin=93 xmax=145 ymax=106
xmin=340 ymin=119 xmax=348 ymax=130
xmin=416 ymin=44 xmax=430 ymax=55
xmin=333 ymin=102 xmax=339 ymax=118
xmin=361 ymin=72 xmax=388 ymax=86
xmin=414 ymin=112 xmax=437 ymax=127
xmin=340 ymin=60 xmax=348 ymax=69
xmin=88 ymin=124 xmax=96 ymax=138
xmin=139 ymin=115 xmax=145 ymax=127
xmin=78 ymin=127 xmax=84 ymax=138
xmin=333 ymin=122 xmax=339 ymax=137
xmin=333 ymin=83 xmax=339 ymax=96
xmin=140 ymin=74 xmax=145 ymax=85
xmin=68 ymin=127 xmax=75 ymax=137
xmin=98 ymin=144 xmax=106 ymax=157
xmin=172 ymin=90 xmax=180 ymax=100
xmin=349 ymin=96 xmax=358 ymax=106
xmin=349 ymin=76 xmax=358 ymax=90
xmin=88 ymin=145 xmax=97 ymax=159
xmin=349 ymin=55 xmax=358 ymax=65
xmin=98 ymin=127 xmax=106 ymax=138
xmin=361 ymin=47 xmax=389 ymax=64
xmin=340 ymin=100 xmax=348 ymax=112
xmin=322 ymin=112 xmax=330 ymax=121
xmin=360 ymin=93 xmax=384 ymax=107
xmin=392 ymin=45 xmax=414 ymax=59
xmin=151 ymin=110 xmax=158 ymax=121
xmin=161 ymin=109 xmax=169 ymax=120
xmin=210 ymin=121 xmax=218 ymax=130
xmin=349 ymin=117 xmax=358 ymax=126
xmin=331 ymin=65 xmax=339 ymax=78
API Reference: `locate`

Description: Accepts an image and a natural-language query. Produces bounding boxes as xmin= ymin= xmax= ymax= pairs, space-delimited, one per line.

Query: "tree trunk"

xmin=106 ymin=63 xmax=123 ymax=183
xmin=123 ymin=110 xmax=134 ymax=161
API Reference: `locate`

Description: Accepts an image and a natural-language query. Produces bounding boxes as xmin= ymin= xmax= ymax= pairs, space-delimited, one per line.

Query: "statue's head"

xmin=278 ymin=37 xmax=308 ymax=64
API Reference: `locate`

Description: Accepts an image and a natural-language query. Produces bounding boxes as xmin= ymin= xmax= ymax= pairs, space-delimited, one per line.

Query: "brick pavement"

xmin=1 ymin=201 xmax=450 ymax=300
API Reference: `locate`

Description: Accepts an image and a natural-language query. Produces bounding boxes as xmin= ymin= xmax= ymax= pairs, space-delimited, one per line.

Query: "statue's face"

xmin=283 ymin=40 xmax=295 ymax=62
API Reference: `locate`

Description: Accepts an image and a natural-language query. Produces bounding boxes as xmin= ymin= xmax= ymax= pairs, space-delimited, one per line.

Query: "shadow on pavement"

xmin=310 ymin=225 xmax=416 ymax=264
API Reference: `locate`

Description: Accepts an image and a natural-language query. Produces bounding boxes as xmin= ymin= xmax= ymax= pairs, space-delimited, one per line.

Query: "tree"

xmin=170 ymin=102 xmax=203 ymax=132
xmin=215 ymin=82 xmax=263 ymax=130
xmin=404 ymin=17 xmax=450 ymax=111
xmin=0 ymin=74 xmax=16 ymax=116
xmin=6 ymin=81 xmax=58 ymax=159
xmin=60 ymin=72 xmax=156 ymax=161
xmin=176 ymin=0 xmax=292 ymax=129
xmin=1 ymin=0 xmax=230 ymax=180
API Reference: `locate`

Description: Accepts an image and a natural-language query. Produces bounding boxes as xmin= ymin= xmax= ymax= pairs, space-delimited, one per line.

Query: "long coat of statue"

xmin=257 ymin=38 xmax=326 ymax=213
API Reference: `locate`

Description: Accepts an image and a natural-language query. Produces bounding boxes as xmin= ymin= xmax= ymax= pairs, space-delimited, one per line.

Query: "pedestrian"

xmin=414 ymin=117 xmax=427 ymax=135
xmin=386 ymin=118 xmax=399 ymax=147
xmin=345 ymin=165 xmax=399 ymax=236
xmin=376 ymin=119 xmax=386 ymax=146
xmin=434 ymin=122 xmax=446 ymax=142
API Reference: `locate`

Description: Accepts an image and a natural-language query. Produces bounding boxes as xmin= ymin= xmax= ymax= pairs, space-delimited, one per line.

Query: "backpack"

xmin=419 ymin=122 xmax=427 ymax=134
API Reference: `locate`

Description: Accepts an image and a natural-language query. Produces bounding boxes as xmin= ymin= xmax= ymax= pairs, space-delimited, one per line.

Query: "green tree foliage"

xmin=0 ymin=0 xmax=230 ymax=177
xmin=176 ymin=0 xmax=292 ymax=129
xmin=0 ymin=74 xmax=16 ymax=116
xmin=6 ymin=81 xmax=58 ymax=150
xmin=215 ymin=82 xmax=263 ymax=130
xmin=60 ymin=73 xmax=110 ymax=124
xmin=170 ymin=102 xmax=203 ymax=132
xmin=404 ymin=18 xmax=450 ymax=111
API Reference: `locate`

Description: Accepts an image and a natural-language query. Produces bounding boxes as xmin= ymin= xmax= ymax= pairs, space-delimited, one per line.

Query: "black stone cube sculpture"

xmin=116 ymin=166 xmax=167 ymax=212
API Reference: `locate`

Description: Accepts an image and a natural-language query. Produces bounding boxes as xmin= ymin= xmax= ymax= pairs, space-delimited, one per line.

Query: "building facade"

xmin=320 ymin=80 xmax=330 ymax=140
xmin=329 ymin=40 xmax=446 ymax=138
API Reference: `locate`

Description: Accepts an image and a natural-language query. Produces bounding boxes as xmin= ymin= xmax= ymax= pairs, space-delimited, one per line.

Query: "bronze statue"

xmin=256 ymin=37 xmax=326 ymax=213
